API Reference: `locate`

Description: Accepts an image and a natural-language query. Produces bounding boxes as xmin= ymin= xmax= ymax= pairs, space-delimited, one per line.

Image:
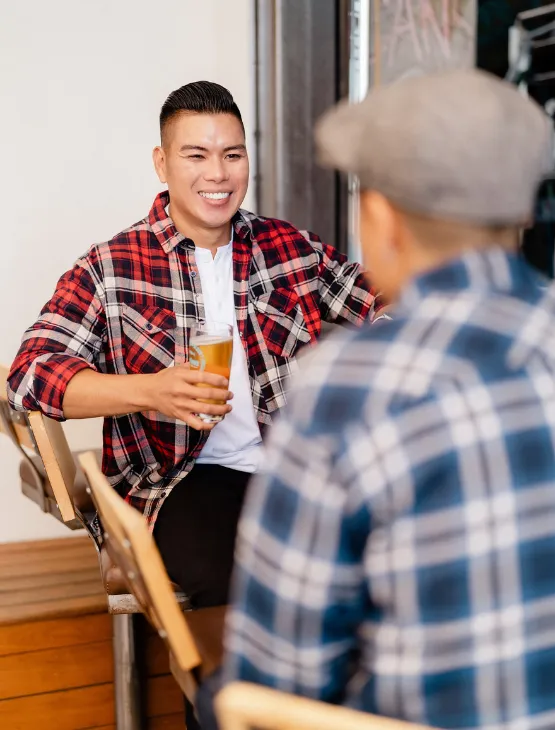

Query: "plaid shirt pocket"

xmin=253 ymin=287 xmax=312 ymax=359
xmin=121 ymin=304 xmax=177 ymax=374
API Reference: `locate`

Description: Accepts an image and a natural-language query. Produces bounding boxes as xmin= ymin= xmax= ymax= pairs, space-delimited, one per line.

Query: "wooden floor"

xmin=0 ymin=536 xmax=185 ymax=729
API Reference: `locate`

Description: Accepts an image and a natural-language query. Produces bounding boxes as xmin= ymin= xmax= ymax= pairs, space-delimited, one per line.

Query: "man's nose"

xmin=204 ymin=157 xmax=228 ymax=183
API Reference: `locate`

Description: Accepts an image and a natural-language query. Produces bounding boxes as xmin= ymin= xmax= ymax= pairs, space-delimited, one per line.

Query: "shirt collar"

xmin=148 ymin=190 xmax=254 ymax=254
xmin=397 ymin=246 xmax=537 ymax=313
xmin=194 ymin=230 xmax=234 ymax=262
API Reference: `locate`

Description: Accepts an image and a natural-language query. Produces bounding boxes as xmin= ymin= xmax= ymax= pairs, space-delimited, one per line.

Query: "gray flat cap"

xmin=316 ymin=69 xmax=553 ymax=225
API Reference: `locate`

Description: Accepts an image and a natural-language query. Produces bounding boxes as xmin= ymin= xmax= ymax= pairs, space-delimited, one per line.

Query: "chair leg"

xmin=112 ymin=613 xmax=142 ymax=730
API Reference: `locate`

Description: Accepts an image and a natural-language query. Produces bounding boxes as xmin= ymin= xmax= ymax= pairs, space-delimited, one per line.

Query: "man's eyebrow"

xmin=178 ymin=144 xmax=247 ymax=153
xmin=179 ymin=144 xmax=209 ymax=153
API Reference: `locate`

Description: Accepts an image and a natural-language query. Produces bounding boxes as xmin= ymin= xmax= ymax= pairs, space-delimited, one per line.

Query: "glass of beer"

xmin=188 ymin=322 xmax=233 ymax=423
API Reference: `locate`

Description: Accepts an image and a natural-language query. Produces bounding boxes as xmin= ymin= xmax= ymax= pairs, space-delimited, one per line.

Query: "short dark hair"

xmin=160 ymin=81 xmax=243 ymax=143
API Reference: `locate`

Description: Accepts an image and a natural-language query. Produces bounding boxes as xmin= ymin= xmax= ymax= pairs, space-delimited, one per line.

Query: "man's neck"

xmin=169 ymin=203 xmax=232 ymax=254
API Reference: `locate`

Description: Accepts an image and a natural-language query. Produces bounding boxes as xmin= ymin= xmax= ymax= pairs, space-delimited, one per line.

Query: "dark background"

xmin=476 ymin=0 xmax=555 ymax=277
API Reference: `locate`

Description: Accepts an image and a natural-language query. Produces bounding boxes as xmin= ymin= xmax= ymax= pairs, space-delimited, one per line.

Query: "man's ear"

xmin=360 ymin=190 xmax=399 ymax=261
xmin=152 ymin=146 xmax=167 ymax=184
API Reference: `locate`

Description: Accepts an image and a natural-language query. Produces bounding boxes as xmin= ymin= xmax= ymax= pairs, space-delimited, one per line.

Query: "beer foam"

xmin=190 ymin=334 xmax=232 ymax=346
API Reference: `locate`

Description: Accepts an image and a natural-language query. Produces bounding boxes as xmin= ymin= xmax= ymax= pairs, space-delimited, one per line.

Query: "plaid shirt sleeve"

xmin=224 ymin=346 xmax=372 ymax=701
xmin=302 ymin=232 xmax=385 ymax=324
xmin=7 ymin=256 xmax=106 ymax=420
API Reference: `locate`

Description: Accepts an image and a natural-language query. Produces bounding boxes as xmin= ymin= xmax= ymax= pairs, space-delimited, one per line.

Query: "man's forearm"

xmin=62 ymin=368 xmax=152 ymax=419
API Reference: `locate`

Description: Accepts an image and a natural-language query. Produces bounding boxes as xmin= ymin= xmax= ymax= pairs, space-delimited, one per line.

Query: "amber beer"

xmin=189 ymin=323 xmax=233 ymax=423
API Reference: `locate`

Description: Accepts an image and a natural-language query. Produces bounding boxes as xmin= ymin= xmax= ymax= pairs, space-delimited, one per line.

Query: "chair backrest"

xmin=27 ymin=410 xmax=77 ymax=522
xmin=78 ymin=451 xmax=202 ymax=691
xmin=0 ymin=363 xmax=77 ymax=523
xmin=216 ymin=683 xmax=434 ymax=730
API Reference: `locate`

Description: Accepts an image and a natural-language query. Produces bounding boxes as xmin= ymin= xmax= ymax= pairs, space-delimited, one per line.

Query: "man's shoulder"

xmin=289 ymin=319 xmax=416 ymax=429
xmin=302 ymin=287 xmax=531 ymax=414
xmin=237 ymin=209 xmax=323 ymax=251
xmin=79 ymin=216 xmax=156 ymax=266
xmin=316 ymin=316 xmax=411 ymax=366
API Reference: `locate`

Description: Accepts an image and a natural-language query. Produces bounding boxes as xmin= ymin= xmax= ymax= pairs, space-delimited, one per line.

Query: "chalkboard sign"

xmin=347 ymin=0 xmax=477 ymax=259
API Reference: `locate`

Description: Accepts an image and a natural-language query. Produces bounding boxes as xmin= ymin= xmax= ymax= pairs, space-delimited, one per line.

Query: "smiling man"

xmin=7 ymin=81 xmax=383 ymax=620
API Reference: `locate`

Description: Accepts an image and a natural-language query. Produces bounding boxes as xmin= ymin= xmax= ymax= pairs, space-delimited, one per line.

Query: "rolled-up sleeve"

xmin=7 ymin=258 xmax=106 ymax=420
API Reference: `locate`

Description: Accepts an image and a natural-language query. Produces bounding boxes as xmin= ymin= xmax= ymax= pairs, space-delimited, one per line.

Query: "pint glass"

xmin=189 ymin=322 xmax=233 ymax=423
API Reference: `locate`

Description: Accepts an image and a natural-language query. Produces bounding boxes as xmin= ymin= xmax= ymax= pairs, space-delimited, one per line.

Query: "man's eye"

xmin=188 ymin=154 xmax=204 ymax=160
xmin=226 ymin=154 xmax=242 ymax=160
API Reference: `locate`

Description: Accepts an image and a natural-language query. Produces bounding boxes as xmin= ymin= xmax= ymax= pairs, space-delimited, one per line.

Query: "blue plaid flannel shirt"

xmin=224 ymin=247 xmax=555 ymax=730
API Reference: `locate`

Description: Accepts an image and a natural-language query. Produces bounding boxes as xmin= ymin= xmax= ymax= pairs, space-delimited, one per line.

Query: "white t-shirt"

xmin=192 ymin=239 xmax=262 ymax=473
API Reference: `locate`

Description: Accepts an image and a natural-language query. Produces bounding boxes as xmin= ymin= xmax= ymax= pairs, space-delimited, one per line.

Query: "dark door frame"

xmin=253 ymin=0 xmax=348 ymax=251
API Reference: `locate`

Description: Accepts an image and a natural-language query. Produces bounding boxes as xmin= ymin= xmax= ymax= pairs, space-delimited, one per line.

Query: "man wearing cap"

xmin=219 ymin=70 xmax=555 ymax=728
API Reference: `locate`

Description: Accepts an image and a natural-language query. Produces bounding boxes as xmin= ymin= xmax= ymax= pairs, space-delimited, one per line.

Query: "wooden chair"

xmin=79 ymin=451 xmax=227 ymax=713
xmin=216 ymin=683 xmax=433 ymax=730
xmin=0 ymin=364 xmax=179 ymax=729
xmin=0 ymin=364 xmax=86 ymax=528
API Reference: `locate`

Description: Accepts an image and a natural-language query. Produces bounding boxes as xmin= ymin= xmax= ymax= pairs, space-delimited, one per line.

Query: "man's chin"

xmin=195 ymin=205 xmax=239 ymax=229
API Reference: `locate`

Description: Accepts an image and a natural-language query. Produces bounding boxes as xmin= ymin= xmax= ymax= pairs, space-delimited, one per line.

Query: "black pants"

xmin=154 ymin=464 xmax=250 ymax=608
xmin=153 ymin=465 xmax=251 ymax=729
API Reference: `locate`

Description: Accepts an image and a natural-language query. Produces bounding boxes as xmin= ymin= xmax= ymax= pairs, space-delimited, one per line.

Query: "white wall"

xmin=0 ymin=0 xmax=255 ymax=543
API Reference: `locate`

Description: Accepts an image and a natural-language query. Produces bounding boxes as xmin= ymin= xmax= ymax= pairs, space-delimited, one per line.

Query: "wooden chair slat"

xmin=78 ymin=452 xmax=205 ymax=701
xmin=216 ymin=683 xmax=435 ymax=730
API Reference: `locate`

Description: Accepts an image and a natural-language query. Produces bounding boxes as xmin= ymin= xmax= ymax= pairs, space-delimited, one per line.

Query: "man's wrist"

xmin=127 ymin=373 xmax=155 ymax=413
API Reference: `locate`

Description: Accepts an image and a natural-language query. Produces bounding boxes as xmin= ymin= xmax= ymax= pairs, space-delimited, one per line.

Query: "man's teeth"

xmin=199 ymin=192 xmax=231 ymax=200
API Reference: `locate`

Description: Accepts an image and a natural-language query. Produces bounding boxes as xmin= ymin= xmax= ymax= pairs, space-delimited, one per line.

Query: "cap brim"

xmin=315 ymin=98 xmax=366 ymax=176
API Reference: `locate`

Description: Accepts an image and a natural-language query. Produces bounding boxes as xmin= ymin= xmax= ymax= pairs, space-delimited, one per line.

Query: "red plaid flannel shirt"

xmin=8 ymin=191 xmax=382 ymax=525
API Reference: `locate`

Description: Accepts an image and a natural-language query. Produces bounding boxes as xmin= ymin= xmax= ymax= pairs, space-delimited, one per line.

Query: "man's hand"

xmin=62 ymin=365 xmax=232 ymax=429
xmin=144 ymin=364 xmax=233 ymax=431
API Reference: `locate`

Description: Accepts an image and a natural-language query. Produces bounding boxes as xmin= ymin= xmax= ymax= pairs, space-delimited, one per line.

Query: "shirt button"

xmin=146 ymin=324 xmax=153 ymax=331
xmin=160 ymin=491 xmax=166 ymax=499
xmin=191 ymin=271 xmax=197 ymax=279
